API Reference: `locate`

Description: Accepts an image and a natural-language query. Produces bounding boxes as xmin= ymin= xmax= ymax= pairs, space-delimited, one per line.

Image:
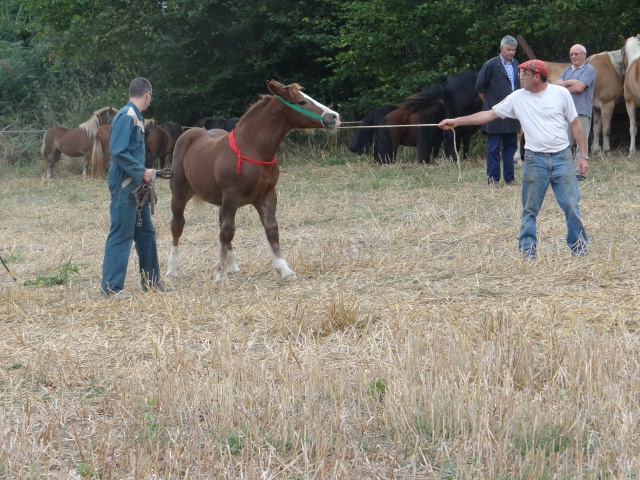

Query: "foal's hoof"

xmin=279 ymin=271 xmax=297 ymax=281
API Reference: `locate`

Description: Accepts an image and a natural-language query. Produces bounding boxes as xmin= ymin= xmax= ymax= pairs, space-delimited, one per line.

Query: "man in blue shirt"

xmin=476 ymin=35 xmax=521 ymax=187
xmin=555 ymin=44 xmax=596 ymax=163
xmin=101 ymin=77 xmax=168 ymax=297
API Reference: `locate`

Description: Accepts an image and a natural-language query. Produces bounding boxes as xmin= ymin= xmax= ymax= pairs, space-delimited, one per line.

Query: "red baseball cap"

xmin=518 ymin=59 xmax=549 ymax=77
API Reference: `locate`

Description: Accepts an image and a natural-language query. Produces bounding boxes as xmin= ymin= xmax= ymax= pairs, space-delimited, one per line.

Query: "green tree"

xmin=4 ymin=0 xmax=640 ymax=129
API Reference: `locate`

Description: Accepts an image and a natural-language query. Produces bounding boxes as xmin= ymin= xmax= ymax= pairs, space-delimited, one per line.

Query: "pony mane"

xmin=607 ymin=49 xmax=626 ymax=77
xmin=78 ymin=106 xmax=118 ymax=136
xmin=590 ymin=49 xmax=626 ymax=78
xmin=625 ymin=35 xmax=640 ymax=63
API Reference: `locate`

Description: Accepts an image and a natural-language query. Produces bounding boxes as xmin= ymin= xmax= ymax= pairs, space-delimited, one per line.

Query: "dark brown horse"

xmin=90 ymin=120 xmax=178 ymax=178
xmin=376 ymin=84 xmax=447 ymax=164
xmin=41 ymin=106 xmax=118 ymax=178
xmin=166 ymin=80 xmax=340 ymax=282
xmin=145 ymin=122 xmax=184 ymax=169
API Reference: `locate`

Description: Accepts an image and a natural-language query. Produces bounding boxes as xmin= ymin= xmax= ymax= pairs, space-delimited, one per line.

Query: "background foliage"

xmin=1 ymin=0 xmax=639 ymax=128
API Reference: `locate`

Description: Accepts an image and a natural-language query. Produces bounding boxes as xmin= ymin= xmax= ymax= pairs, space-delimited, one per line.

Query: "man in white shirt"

xmin=438 ymin=60 xmax=589 ymax=260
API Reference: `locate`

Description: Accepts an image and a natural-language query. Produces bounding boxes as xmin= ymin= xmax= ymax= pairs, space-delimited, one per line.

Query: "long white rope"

xmin=338 ymin=123 xmax=462 ymax=181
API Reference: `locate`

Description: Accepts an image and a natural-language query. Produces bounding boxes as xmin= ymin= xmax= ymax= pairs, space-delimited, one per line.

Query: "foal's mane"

xmin=78 ymin=106 xmax=117 ymax=136
xmin=243 ymin=83 xmax=305 ymax=117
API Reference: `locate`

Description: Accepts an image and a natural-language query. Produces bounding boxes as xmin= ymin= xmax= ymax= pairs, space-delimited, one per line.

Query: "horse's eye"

xmin=298 ymin=101 xmax=307 ymax=106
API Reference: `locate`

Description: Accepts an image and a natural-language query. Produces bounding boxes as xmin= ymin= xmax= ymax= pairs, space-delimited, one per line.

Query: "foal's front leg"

xmin=256 ymin=191 xmax=296 ymax=280
xmin=217 ymin=198 xmax=240 ymax=283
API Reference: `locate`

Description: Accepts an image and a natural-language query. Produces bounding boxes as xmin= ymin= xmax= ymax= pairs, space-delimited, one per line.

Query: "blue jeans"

xmin=101 ymin=180 xmax=159 ymax=294
xmin=519 ymin=148 xmax=588 ymax=258
xmin=486 ymin=133 xmax=518 ymax=182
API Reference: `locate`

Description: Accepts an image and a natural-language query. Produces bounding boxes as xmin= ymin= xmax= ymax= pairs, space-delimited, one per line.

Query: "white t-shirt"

xmin=492 ymin=83 xmax=578 ymax=153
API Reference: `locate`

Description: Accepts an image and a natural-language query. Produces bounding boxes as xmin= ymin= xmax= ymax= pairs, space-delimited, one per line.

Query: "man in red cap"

xmin=438 ymin=59 xmax=589 ymax=260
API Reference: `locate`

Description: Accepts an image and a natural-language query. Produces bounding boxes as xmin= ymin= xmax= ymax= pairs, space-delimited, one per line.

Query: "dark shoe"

xmin=142 ymin=281 xmax=174 ymax=293
xmin=101 ymin=291 xmax=132 ymax=300
xmin=506 ymin=180 xmax=519 ymax=187
xmin=487 ymin=177 xmax=500 ymax=188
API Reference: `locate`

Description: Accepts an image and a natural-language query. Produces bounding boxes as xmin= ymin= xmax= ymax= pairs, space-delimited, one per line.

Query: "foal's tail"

xmin=90 ymin=130 xmax=108 ymax=179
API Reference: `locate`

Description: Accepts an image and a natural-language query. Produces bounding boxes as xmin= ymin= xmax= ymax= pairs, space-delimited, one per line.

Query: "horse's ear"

xmin=620 ymin=35 xmax=627 ymax=45
xmin=266 ymin=80 xmax=285 ymax=96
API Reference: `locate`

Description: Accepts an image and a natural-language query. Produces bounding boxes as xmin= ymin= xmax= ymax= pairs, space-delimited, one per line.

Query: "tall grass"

xmin=0 ymin=143 xmax=639 ymax=478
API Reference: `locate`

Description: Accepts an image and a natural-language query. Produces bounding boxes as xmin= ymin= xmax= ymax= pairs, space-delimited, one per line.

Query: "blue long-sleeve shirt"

xmin=107 ymin=101 xmax=146 ymax=191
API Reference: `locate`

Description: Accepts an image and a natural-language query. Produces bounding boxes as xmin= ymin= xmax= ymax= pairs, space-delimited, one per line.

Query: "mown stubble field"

xmin=1 ymin=145 xmax=639 ymax=479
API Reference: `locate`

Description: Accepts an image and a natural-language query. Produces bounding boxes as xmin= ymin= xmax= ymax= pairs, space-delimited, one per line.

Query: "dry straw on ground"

xmin=0 ymin=146 xmax=639 ymax=478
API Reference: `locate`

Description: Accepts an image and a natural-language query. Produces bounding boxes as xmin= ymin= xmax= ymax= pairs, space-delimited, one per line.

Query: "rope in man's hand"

xmin=338 ymin=123 xmax=462 ymax=181
xmin=130 ymin=168 xmax=175 ymax=226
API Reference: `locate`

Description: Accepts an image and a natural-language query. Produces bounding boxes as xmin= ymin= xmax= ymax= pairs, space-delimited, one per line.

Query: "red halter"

xmin=229 ymin=130 xmax=277 ymax=174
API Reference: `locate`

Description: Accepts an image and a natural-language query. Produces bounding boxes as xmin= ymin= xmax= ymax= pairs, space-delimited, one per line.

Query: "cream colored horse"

xmin=622 ymin=34 xmax=640 ymax=157
xmin=589 ymin=48 xmax=626 ymax=156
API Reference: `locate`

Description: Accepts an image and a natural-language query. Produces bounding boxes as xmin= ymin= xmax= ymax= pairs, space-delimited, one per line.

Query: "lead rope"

xmin=338 ymin=123 xmax=461 ymax=181
xmin=130 ymin=168 xmax=175 ymax=226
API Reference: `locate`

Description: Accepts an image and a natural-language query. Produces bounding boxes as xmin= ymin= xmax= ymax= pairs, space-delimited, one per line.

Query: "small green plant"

xmin=225 ymin=429 xmax=246 ymax=455
xmin=24 ymin=260 xmax=80 ymax=286
xmin=75 ymin=461 xmax=101 ymax=479
xmin=414 ymin=414 xmax=431 ymax=436
xmin=368 ymin=377 xmax=387 ymax=401
xmin=138 ymin=398 xmax=159 ymax=441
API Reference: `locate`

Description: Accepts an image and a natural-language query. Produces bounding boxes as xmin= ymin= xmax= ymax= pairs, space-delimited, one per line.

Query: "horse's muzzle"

xmin=322 ymin=112 xmax=341 ymax=130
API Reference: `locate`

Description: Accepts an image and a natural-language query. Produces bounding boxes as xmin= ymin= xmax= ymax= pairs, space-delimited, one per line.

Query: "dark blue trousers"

xmin=101 ymin=182 xmax=159 ymax=294
xmin=486 ymin=132 xmax=518 ymax=182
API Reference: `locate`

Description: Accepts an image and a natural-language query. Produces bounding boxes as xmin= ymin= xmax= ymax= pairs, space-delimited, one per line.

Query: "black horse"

xmin=349 ymin=70 xmax=482 ymax=164
xmin=441 ymin=70 xmax=483 ymax=160
xmin=195 ymin=116 xmax=240 ymax=132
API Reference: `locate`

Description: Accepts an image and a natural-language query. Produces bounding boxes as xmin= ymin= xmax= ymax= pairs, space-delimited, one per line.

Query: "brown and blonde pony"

xmin=90 ymin=119 xmax=178 ymax=179
xmin=41 ymin=106 xmax=117 ymax=178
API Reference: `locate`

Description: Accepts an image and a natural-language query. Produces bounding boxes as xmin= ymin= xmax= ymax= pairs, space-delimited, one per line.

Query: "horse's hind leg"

xmin=256 ymin=189 xmax=295 ymax=280
xmin=591 ymin=107 xmax=603 ymax=155
xmin=627 ymin=100 xmax=637 ymax=158
xmin=45 ymin=149 xmax=61 ymax=179
xmin=600 ymin=102 xmax=616 ymax=155
xmin=166 ymin=186 xmax=195 ymax=278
